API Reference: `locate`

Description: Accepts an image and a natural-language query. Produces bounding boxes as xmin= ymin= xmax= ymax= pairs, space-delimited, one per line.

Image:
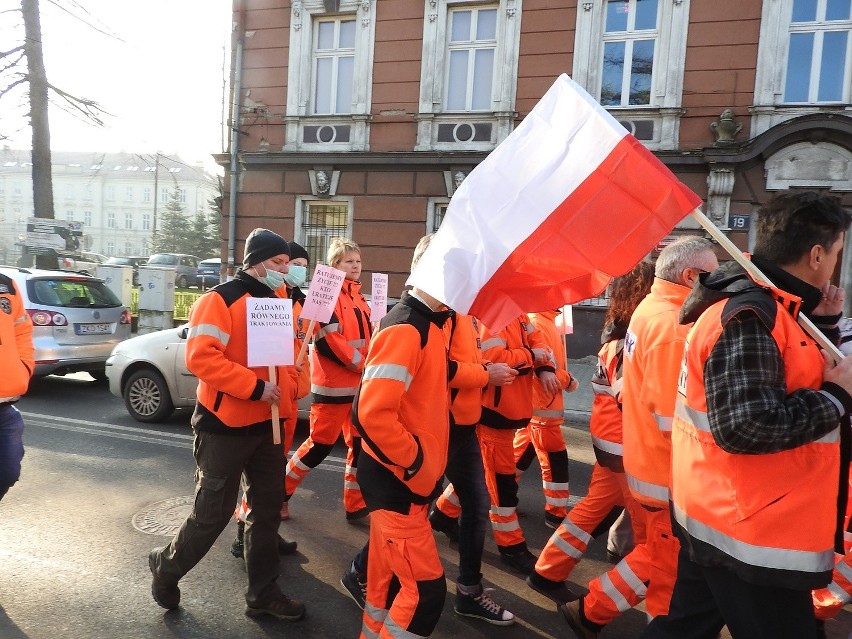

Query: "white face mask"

xmin=283 ymin=264 xmax=307 ymax=288
xmin=254 ymin=264 xmax=287 ymax=290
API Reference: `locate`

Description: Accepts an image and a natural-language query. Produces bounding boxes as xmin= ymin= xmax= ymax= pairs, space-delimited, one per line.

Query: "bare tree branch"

xmin=0 ymin=45 xmax=25 ymax=59
xmin=0 ymin=76 xmax=27 ymax=98
xmin=47 ymin=82 xmax=110 ymax=126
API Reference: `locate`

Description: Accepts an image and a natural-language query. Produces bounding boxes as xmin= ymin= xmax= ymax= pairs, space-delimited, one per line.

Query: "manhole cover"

xmin=132 ymin=496 xmax=195 ymax=536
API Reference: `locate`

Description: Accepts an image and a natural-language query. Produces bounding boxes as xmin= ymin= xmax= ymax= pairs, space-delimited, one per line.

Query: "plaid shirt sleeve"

xmin=704 ymin=311 xmax=841 ymax=454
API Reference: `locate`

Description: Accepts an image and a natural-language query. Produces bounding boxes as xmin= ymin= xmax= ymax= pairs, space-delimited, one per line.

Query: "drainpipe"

xmin=226 ymin=7 xmax=245 ymax=279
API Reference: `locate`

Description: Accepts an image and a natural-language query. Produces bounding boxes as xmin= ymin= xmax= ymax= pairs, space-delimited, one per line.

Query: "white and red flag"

xmin=407 ymin=74 xmax=702 ymax=331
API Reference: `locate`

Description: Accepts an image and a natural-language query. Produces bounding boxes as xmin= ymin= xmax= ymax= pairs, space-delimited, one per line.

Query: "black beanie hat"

xmin=243 ymin=228 xmax=291 ymax=267
xmin=288 ymin=241 xmax=310 ymax=263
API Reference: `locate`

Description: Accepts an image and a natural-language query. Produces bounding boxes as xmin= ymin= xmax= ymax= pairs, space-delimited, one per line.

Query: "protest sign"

xmin=370 ymin=272 xmax=388 ymax=322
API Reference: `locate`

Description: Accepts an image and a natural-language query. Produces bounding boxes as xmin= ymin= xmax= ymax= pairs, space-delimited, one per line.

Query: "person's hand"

xmin=538 ymin=370 xmax=560 ymax=397
xmin=565 ymin=376 xmax=580 ymax=393
xmin=823 ymin=349 xmax=852 ymax=398
xmin=531 ymin=348 xmax=551 ymax=365
xmin=260 ymin=381 xmax=281 ymax=405
xmin=814 ymin=282 xmax=845 ymax=317
xmin=487 ymin=362 xmax=518 ymax=386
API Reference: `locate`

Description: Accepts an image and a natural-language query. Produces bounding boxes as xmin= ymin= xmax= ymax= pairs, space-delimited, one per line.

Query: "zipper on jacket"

xmin=213 ymin=391 xmax=224 ymax=412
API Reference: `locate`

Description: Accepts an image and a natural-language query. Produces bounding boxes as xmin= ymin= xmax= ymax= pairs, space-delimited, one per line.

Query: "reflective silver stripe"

xmin=311 ymin=384 xmax=358 ymax=396
xmin=533 ymin=408 xmax=563 ymax=419
xmin=626 ymin=473 xmax=669 ymax=503
xmin=481 ymin=337 xmax=507 ymax=350
xmin=315 ymin=323 xmax=340 ymax=339
xmin=14 ymin=314 xmax=27 ymax=325
xmin=845 ymin=531 xmax=852 ymax=543
xmin=188 ymin=323 xmax=230 ymax=346
xmin=652 ymin=412 xmax=673 ymax=432
xmin=490 ymin=505 xmax=516 ymax=517
xmin=545 ymin=495 xmax=569 ymax=507
xmin=491 ymin=520 xmax=521 ymax=532
xmin=615 ymin=560 xmax=647 ymax=598
xmin=591 ymin=436 xmax=623 ymax=456
xmin=827 ymin=581 xmax=852 ymax=605
xmin=834 ymin=560 xmax=852 ymax=584
xmin=591 ymin=382 xmax=616 ymax=397
xmin=560 ymin=518 xmax=593 ymax=545
xmin=675 ymin=401 xmax=711 ymax=433
xmin=543 ymin=480 xmax=569 ymax=491
xmin=819 ymin=389 xmax=845 ymax=417
xmin=362 ymin=363 xmax=413 ymax=390
xmin=364 ymin=602 xmax=388 ymax=624
xmin=599 ymin=572 xmax=632 ymax=612
xmin=347 ymin=350 xmax=363 ymax=371
xmin=814 ymin=426 xmax=840 ymax=444
xmin=348 ymin=338 xmax=367 ymax=348
xmin=344 ymin=480 xmax=360 ymax=490
xmin=385 ymin=614 xmax=428 ymax=639
xmin=672 ymin=503 xmax=834 ymax=573
xmin=441 ymin=486 xmax=460 ymax=507
xmin=360 ymin=625 xmax=379 ymax=639
xmin=552 ymin=533 xmax=585 ymax=560
xmin=611 ymin=377 xmax=623 ymax=395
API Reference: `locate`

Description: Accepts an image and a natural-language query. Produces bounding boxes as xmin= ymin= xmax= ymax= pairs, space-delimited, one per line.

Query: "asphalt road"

xmin=1 ymin=373 xmax=850 ymax=639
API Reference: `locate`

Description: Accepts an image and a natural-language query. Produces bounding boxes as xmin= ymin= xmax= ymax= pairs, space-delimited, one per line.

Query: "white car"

xmin=58 ymin=251 xmax=109 ymax=276
xmin=106 ymin=326 xmax=310 ymax=423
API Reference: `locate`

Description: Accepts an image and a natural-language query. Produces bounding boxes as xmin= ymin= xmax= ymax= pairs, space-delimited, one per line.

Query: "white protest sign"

xmin=370 ymin=272 xmax=388 ymax=322
xmin=246 ymin=298 xmax=295 ymax=367
xmin=299 ymin=264 xmax=346 ymax=323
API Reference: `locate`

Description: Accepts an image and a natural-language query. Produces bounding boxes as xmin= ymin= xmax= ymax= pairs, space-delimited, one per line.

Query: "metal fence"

xmin=130 ymin=289 xmax=201 ymax=321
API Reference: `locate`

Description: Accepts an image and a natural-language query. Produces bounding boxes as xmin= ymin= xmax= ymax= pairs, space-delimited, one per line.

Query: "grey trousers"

xmin=150 ymin=427 xmax=285 ymax=605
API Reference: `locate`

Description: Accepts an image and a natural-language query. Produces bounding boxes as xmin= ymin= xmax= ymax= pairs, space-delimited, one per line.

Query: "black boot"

xmin=230 ymin=520 xmax=245 ymax=558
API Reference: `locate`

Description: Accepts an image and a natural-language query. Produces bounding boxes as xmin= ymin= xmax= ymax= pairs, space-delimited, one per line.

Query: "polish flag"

xmin=407 ymin=74 xmax=702 ymax=331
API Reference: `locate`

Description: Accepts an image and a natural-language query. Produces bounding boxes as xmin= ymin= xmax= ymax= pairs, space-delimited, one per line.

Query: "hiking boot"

xmin=280 ymin=500 xmax=290 ymax=521
xmin=428 ymin=508 xmax=460 ymax=542
xmin=345 ymin=507 xmax=369 ymax=523
xmin=544 ymin=512 xmax=563 ymax=530
xmin=454 ymin=584 xmax=515 ymax=626
xmin=526 ymin=571 xmax=578 ymax=604
xmin=245 ymin=593 xmax=306 ymax=621
xmin=499 ymin=546 xmax=537 ymax=575
xmin=277 ymin=534 xmax=298 ymax=555
xmin=559 ymin=599 xmax=600 ymax=639
xmin=340 ymin=564 xmax=367 ymax=610
xmin=148 ymin=550 xmax=180 ymax=610
xmin=231 ymin=520 xmax=246 ymax=558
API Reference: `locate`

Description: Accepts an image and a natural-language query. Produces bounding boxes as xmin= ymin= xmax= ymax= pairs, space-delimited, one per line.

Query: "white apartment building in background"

xmin=0 ymin=149 xmax=218 ymax=264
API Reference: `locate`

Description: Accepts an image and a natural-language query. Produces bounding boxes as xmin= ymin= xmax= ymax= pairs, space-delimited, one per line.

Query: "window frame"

xmin=294 ymin=196 xmax=355 ymax=271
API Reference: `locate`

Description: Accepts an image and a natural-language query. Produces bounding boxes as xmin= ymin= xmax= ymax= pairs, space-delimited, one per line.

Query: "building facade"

xmin=0 ymin=149 xmax=218 ymax=263
xmin=222 ymin=0 xmax=852 ymax=341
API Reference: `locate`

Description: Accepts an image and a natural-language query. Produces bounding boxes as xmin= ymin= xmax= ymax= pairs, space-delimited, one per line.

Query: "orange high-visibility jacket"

xmin=479 ymin=314 xmax=549 ymax=429
xmin=672 ymin=284 xmax=839 ymax=590
xmin=622 ymin=278 xmax=691 ymax=508
xmin=310 ymin=278 xmax=372 ymax=403
xmin=186 ymin=271 xmax=299 ymax=431
xmin=530 ymin=310 xmax=573 ymax=423
xmin=445 ymin=313 xmax=489 ymax=427
xmin=289 ymin=286 xmax=310 ymax=400
xmin=0 ymin=275 xmax=33 ymax=399
xmin=589 ymin=331 xmax=625 ymax=471
xmin=353 ymin=292 xmax=452 ymax=508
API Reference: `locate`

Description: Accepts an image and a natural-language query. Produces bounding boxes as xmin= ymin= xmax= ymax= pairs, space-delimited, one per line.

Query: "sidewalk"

xmin=564 ymin=355 xmax=596 ymax=429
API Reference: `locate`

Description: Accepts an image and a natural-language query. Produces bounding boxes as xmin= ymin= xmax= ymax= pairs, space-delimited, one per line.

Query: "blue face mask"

xmin=283 ymin=264 xmax=307 ymax=288
xmin=256 ymin=267 xmax=287 ymax=290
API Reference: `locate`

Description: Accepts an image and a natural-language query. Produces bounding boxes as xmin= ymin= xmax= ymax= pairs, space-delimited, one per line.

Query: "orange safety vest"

xmin=672 ymin=286 xmax=839 ymax=590
xmin=0 ymin=275 xmax=34 ymax=399
xmin=589 ymin=336 xmax=624 ymax=471
xmin=310 ymin=278 xmax=372 ymax=403
xmin=529 ymin=310 xmax=573 ymax=424
xmin=622 ymin=277 xmax=692 ymax=508
xmin=445 ymin=313 xmax=489 ymax=427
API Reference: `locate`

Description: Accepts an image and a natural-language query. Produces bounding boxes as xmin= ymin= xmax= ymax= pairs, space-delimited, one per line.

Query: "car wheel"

xmin=123 ymin=368 xmax=175 ymax=423
xmin=176 ymin=274 xmax=189 ymax=288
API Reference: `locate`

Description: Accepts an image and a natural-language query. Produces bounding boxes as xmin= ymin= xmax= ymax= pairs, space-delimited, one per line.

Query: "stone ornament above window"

xmin=309 ymin=169 xmax=340 ymax=197
xmin=710 ymin=109 xmax=742 ymax=147
xmin=443 ymin=169 xmax=469 ymax=197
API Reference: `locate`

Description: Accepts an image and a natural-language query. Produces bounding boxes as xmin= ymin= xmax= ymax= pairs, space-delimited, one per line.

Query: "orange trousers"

xmin=285 ymin=401 xmax=365 ymax=514
xmin=360 ymin=504 xmax=446 ymax=639
xmin=583 ymin=504 xmax=679 ymax=624
xmin=513 ymin=418 xmax=570 ymax=520
xmin=478 ymin=425 xmax=526 ymax=550
xmin=536 ymin=464 xmax=643 ymax=582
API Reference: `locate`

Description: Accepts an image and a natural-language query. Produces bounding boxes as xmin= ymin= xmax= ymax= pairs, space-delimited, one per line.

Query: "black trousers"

xmin=641 ymin=547 xmax=818 ymax=639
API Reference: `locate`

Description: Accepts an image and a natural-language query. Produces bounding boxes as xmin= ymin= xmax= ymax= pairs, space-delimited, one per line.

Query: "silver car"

xmin=0 ymin=266 xmax=132 ymax=379
xmin=106 ymin=326 xmax=310 ymax=423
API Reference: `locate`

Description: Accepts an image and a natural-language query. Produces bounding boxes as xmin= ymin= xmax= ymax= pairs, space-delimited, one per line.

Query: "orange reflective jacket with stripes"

xmin=445 ymin=313 xmax=489 ymax=427
xmin=186 ymin=271 xmax=299 ymax=432
xmin=530 ymin=310 xmax=573 ymax=423
xmin=310 ymin=278 xmax=371 ymax=404
xmin=479 ymin=314 xmax=549 ymax=429
xmin=589 ymin=328 xmax=625 ymax=471
xmin=0 ymin=275 xmax=33 ymax=399
xmin=672 ymin=281 xmax=839 ymax=590
xmin=622 ymin=277 xmax=692 ymax=509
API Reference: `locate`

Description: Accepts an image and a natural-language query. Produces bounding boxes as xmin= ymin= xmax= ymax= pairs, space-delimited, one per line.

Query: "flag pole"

xmin=296 ymin=319 xmax=315 ymax=368
xmin=689 ymin=209 xmax=843 ymax=362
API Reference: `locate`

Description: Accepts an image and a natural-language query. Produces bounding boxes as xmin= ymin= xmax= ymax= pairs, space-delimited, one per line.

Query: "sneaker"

xmin=428 ymin=508 xmax=459 ymax=542
xmin=280 ymin=501 xmax=290 ymax=521
xmin=345 ymin=507 xmax=369 ymax=523
xmin=148 ymin=550 xmax=180 ymax=610
xmin=277 ymin=534 xmax=298 ymax=555
xmin=605 ymin=549 xmax=624 ymax=564
xmin=544 ymin=512 xmax=563 ymax=530
xmin=245 ymin=593 xmax=306 ymax=620
xmin=230 ymin=534 xmax=244 ymax=559
xmin=454 ymin=584 xmax=515 ymax=626
xmin=559 ymin=599 xmax=600 ymax=639
xmin=340 ymin=565 xmax=367 ymax=610
xmin=499 ymin=546 xmax=537 ymax=575
xmin=526 ymin=572 xmax=577 ymax=604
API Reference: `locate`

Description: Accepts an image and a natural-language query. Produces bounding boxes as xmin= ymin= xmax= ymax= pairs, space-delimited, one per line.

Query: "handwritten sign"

xmin=299 ymin=264 xmax=345 ymax=323
xmin=369 ymin=272 xmax=388 ymax=322
xmin=246 ymin=298 xmax=294 ymax=367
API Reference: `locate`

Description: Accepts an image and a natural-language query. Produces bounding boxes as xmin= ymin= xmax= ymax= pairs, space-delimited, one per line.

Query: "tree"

xmin=150 ymin=187 xmax=191 ymax=254
xmin=186 ymin=205 xmax=220 ymax=258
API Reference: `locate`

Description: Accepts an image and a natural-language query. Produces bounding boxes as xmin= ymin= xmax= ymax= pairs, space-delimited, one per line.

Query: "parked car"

xmin=195 ymin=257 xmax=222 ymax=289
xmin=105 ymin=256 xmax=148 ymax=285
xmin=57 ymin=251 xmax=109 ymax=276
xmin=146 ymin=253 xmax=200 ymax=289
xmin=0 ymin=266 xmax=131 ymax=379
xmin=106 ymin=326 xmax=310 ymax=423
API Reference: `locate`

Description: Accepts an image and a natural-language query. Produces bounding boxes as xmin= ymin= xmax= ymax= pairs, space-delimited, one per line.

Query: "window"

xmin=160 ymin=187 xmax=169 ymax=203
xmin=124 ymin=213 xmax=132 ymax=230
xmin=284 ymin=1 xmax=376 ymax=151
xmin=125 ymin=186 xmax=133 ymax=201
xmin=755 ymin=0 xmax=852 ymax=134
xmin=106 ymin=185 xmax=115 ymax=201
xmin=106 ymin=241 xmax=115 ymax=255
xmin=143 ymin=187 xmax=151 ymax=203
xmin=83 ymin=185 xmax=92 ymax=201
xmin=416 ymin=1 xmax=522 ymax=151
xmin=65 ymin=184 xmax=75 ymax=200
xmin=179 ymin=189 xmax=187 ymax=203
xmin=573 ymin=0 xmax=691 ymax=150
xmin=13 ymin=182 xmax=21 ymax=197
xmin=142 ymin=213 xmax=151 ymax=230
xmin=427 ymin=198 xmax=450 ymax=233
xmin=107 ymin=212 xmax=115 ymax=229
xmin=125 ymin=241 xmax=133 ymax=255
xmin=84 ymin=210 xmax=92 ymax=226
xmin=295 ymin=200 xmax=353 ymax=269
xmin=66 ymin=210 xmax=75 ymax=222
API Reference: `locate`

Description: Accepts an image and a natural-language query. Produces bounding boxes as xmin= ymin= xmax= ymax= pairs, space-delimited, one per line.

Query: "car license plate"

xmin=76 ymin=323 xmax=111 ymax=335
